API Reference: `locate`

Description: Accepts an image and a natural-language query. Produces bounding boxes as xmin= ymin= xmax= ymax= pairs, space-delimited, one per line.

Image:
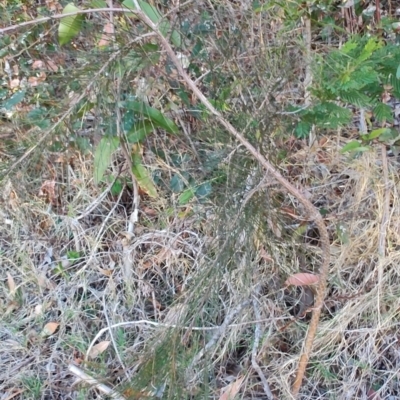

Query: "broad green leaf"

xmin=111 ymin=179 xmax=124 ymax=196
xmin=124 ymin=101 xmax=179 ymax=134
xmin=90 ymin=0 xmax=107 ymax=7
xmin=379 ymin=129 xmax=399 ymax=143
xmin=195 ymin=182 xmax=212 ymax=198
xmin=94 ymin=136 xmax=120 ymax=184
xmin=59 ymin=3 xmax=84 ymax=45
xmin=340 ymin=140 xmax=362 ymax=153
xmin=131 ymin=149 xmax=158 ymax=198
xmin=122 ymin=110 xmax=136 ymax=132
xmin=122 ymin=0 xmax=181 ymax=47
xmin=170 ymin=174 xmax=185 ymax=193
xmin=3 ymin=90 xmax=26 ymax=110
xmin=126 ymin=121 xmax=155 ymax=143
xmin=361 ymin=128 xmax=389 ymax=141
xmin=27 ymin=108 xmax=50 ymax=129
xmin=0 ymin=47 xmax=9 ymax=58
xmin=132 ymin=162 xmax=158 ymax=198
xmin=178 ymin=188 xmax=195 ymax=205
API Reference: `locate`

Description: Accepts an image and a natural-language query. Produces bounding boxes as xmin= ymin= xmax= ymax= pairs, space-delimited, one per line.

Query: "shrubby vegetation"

xmin=1 ymin=0 xmax=400 ymax=399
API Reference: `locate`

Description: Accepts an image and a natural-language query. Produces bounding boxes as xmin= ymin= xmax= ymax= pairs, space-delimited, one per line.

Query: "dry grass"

xmin=2 ymin=128 xmax=400 ymax=399
xmin=1 ymin=1 xmax=400 ymax=399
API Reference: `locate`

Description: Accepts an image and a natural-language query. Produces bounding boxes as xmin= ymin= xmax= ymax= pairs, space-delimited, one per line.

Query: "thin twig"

xmin=188 ymin=300 xmax=251 ymax=369
xmin=378 ymin=144 xmax=390 ymax=258
xmin=76 ymin=182 xmax=125 ymax=275
xmin=377 ymin=144 xmax=390 ymax=326
xmin=0 ymin=8 xmax=135 ymax=34
xmin=85 ymin=311 xmax=290 ymax=362
xmin=252 ymin=292 xmax=274 ymax=399
xmin=68 ymin=364 xmax=125 ymax=400
xmin=3 ymin=33 xmax=155 ymax=177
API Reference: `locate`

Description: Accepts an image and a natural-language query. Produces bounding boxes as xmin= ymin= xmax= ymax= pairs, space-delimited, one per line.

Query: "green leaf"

xmin=124 ymin=101 xmax=179 ymax=134
xmin=178 ymin=188 xmax=195 ymax=205
xmin=111 ymin=179 xmax=124 ymax=196
xmin=340 ymin=40 xmax=358 ymax=54
xmin=67 ymin=250 xmax=81 ymax=261
xmin=94 ymin=136 xmax=120 ymax=184
xmin=132 ymin=160 xmax=158 ymax=198
xmin=195 ymin=182 xmax=212 ymax=198
xmin=27 ymin=108 xmax=51 ymax=129
xmin=373 ymin=103 xmax=394 ymax=123
xmin=90 ymin=0 xmax=107 ymax=7
xmin=2 ymin=90 xmax=26 ymax=110
xmin=59 ymin=3 xmax=84 ymax=45
xmin=339 ymin=90 xmax=371 ymax=107
xmin=379 ymin=128 xmax=399 ymax=143
xmin=122 ymin=0 xmax=181 ymax=47
xmin=170 ymin=174 xmax=185 ymax=193
xmin=294 ymin=121 xmax=312 ymax=138
xmin=126 ymin=121 xmax=155 ymax=143
xmin=122 ymin=110 xmax=136 ymax=132
xmin=361 ymin=128 xmax=389 ymax=141
xmin=397 ymin=64 xmax=400 ymax=80
xmin=340 ymin=140 xmax=362 ymax=153
xmin=357 ymin=38 xmax=381 ymax=63
xmin=0 ymin=47 xmax=9 ymax=58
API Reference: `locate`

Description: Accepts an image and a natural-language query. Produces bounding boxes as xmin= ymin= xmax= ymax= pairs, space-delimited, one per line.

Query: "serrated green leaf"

xmin=122 ymin=0 xmax=181 ymax=47
xmin=126 ymin=121 xmax=155 ymax=143
xmin=2 ymin=90 xmax=26 ymax=110
xmin=124 ymin=101 xmax=179 ymax=134
xmin=178 ymin=188 xmax=195 ymax=205
xmin=94 ymin=136 xmax=120 ymax=184
xmin=59 ymin=3 xmax=84 ymax=45
xmin=340 ymin=140 xmax=362 ymax=153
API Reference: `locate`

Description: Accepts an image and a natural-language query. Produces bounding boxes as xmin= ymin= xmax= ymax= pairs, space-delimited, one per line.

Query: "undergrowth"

xmin=1 ymin=0 xmax=400 ymax=399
